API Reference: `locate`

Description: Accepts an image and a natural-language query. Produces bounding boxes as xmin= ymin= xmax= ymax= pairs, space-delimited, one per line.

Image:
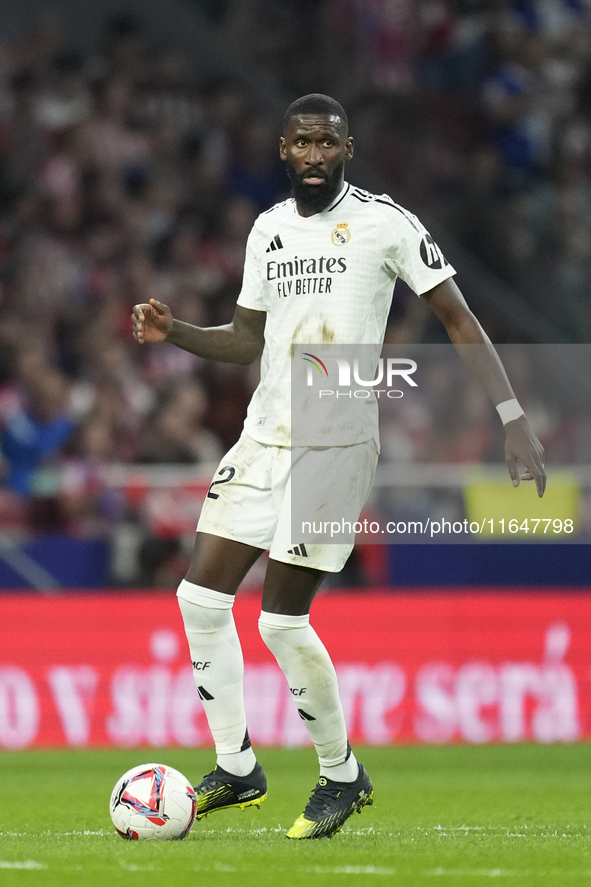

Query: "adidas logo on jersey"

xmin=288 ymin=544 xmax=308 ymax=557
xmin=266 ymin=234 xmax=284 ymax=252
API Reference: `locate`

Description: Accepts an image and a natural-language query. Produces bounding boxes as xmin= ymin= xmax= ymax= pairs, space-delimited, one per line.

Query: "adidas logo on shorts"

xmin=288 ymin=544 xmax=308 ymax=557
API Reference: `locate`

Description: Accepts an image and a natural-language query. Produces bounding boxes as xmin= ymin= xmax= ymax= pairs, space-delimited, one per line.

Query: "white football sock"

xmin=177 ymin=580 xmax=256 ymax=777
xmin=258 ymin=611 xmax=358 ymax=782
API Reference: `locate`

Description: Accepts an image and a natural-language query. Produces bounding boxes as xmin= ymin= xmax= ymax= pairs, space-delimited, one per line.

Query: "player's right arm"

xmin=131 ymin=300 xmax=266 ymax=366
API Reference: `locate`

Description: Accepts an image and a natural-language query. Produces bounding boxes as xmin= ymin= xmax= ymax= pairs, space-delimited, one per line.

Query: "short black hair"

xmin=282 ymin=94 xmax=348 ymax=135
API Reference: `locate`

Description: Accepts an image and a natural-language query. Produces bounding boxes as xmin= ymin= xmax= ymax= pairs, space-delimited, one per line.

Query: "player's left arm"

xmin=422 ymin=277 xmax=546 ymax=497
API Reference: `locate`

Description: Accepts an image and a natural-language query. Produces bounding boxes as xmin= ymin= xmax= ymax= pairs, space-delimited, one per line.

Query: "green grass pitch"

xmin=0 ymin=745 xmax=589 ymax=886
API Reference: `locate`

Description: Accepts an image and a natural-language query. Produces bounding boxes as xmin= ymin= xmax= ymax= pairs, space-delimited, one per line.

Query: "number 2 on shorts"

xmin=206 ymin=466 xmax=236 ymax=499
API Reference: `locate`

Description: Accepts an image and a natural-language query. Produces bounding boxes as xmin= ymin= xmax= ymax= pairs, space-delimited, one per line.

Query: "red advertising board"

xmin=0 ymin=591 xmax=589 ymax=749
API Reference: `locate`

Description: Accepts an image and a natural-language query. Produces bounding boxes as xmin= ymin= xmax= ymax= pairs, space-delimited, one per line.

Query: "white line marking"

xmin=0 ymin=861 xmax=47 ymax=869
xmin=306 ymin=867 xmax=395 ymax=876
xmin=427 ymin=869 xmax=519 ymax=877
xmin=119 ymin=863 xmax=155 ymax=872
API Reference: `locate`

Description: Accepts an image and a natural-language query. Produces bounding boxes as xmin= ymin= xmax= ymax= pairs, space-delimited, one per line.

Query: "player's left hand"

xmin=504 ymin=415 xmax=546 ymax=497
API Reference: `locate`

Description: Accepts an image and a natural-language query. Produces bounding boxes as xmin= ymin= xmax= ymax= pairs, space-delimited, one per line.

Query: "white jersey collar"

xmin=325 ymin=181 xmax=350 ymax=212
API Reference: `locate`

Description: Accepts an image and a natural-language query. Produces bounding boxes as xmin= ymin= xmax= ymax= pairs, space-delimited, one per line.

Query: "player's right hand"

xmin=131 ymin=298 xmax=173 ymax=344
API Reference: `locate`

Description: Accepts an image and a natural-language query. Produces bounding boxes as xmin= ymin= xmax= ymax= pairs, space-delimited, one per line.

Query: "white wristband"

xmin=496 ymin=398 xmax=525 ymax=425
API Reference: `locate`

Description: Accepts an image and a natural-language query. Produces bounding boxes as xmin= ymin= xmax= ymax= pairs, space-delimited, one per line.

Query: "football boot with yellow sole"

xmin=194 ymin=762 xmax=267 ymax=820
xmin=286 ymin=763 xmax=373 ymax=839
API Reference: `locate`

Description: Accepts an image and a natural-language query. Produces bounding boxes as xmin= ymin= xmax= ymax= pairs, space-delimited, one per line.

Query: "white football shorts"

xmin=197 ymin=432 xmax=378 ymax=572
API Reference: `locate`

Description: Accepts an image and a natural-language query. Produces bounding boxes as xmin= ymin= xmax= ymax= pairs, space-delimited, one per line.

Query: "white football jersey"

xmin=237 ymin=182 xmax=455 ymax=446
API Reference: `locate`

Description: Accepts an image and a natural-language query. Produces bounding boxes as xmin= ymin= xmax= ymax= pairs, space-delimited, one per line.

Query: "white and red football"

xmin=110 ymin=763 xmax=196 ymax=840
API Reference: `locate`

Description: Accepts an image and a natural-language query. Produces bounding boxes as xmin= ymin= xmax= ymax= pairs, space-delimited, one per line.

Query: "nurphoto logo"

xmin=302 ymin=353 xmax=417 ymax=399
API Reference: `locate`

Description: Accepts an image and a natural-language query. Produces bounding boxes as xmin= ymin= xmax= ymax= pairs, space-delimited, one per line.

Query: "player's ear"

xmin=279 ymin=136 xmax=287 ymax=161
xmin=345 ymin=136 xmax=354 ymax=161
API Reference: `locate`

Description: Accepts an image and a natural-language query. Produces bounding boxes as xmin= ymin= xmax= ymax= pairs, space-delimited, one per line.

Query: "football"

xmin=110 ymin=763 xmax=197 ymax=840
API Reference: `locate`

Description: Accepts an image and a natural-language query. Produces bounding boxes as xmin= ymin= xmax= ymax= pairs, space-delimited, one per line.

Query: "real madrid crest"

xmin=331 ymin=222 xmax=351 ymax=245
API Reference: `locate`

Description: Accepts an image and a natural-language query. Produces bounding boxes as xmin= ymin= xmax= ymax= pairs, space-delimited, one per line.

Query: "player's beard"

xmin=286 ymin=159 xmax=345 ymax=214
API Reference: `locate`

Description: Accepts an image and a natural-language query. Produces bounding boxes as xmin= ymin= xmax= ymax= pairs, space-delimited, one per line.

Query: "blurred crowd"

xmin=0 ymin=2 xmax=590 ymax=581
xmin=330 ymin=0 xmax=591 ymax=343
xmin=0 ymin=12 xmax=280 ymax=538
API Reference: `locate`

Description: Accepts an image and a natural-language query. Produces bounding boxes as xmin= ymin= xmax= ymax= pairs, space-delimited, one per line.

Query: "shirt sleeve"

xmin=236 ymin=226 xmax=266 ymax=311
xmin=381 ymin=203 xmax=456 ymax=296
